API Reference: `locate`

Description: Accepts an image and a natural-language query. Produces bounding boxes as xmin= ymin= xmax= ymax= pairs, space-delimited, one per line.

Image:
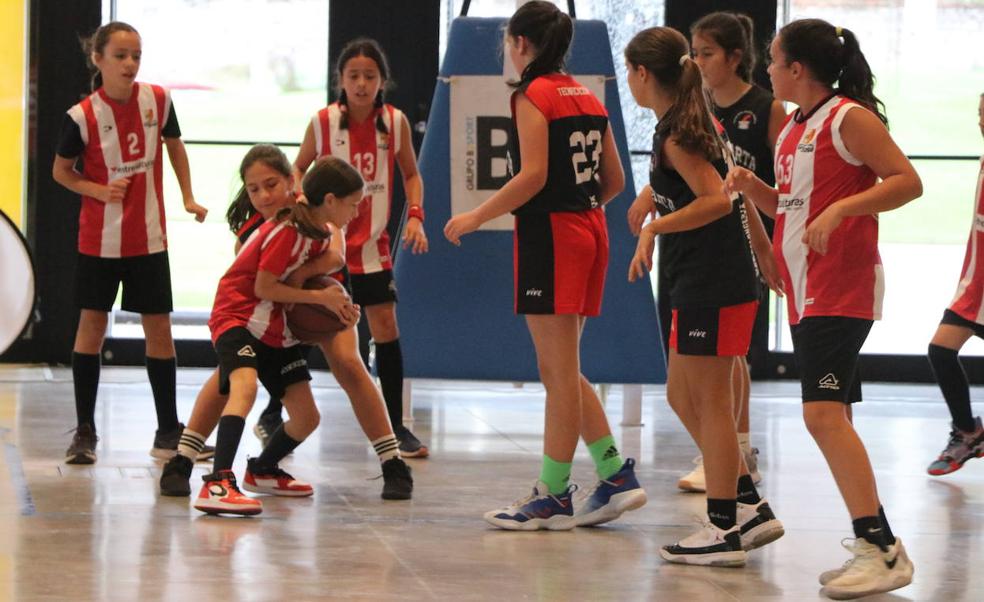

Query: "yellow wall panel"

xmin=0 ymin=0 xmax=27 ymax=229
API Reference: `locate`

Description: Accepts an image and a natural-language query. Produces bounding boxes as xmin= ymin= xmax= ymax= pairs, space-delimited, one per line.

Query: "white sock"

xmin=178 ymin=428 xmax=206 ymax=459
xmin=371 ymin=434 xmax=400 ymax=463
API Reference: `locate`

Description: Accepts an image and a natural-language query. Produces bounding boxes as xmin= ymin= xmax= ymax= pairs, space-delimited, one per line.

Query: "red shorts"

xmin=669 ymin=300 xmax=758 ymax=356
xmin=514 ymin=209 xmax=608 ymax=316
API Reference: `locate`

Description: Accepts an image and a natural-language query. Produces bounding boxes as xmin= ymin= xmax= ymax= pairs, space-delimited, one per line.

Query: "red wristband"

xmin=407 ymin=205 xmax=425 ymax=223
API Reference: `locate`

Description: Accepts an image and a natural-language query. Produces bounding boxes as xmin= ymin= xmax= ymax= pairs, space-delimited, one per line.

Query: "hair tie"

xmin=835 ymin=26 xmax=844 ymax=37
xmin=679 ymin=54 xmax=690 ymax=66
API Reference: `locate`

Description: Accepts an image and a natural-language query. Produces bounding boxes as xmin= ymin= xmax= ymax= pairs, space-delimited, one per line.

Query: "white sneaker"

xmin=743 ymin=446 xmax=762 ymax=484
xmin=677 ymin=456 xmax=705 ymax=492
xmin=820 ymin=538 xmax=914 ymax=599
xmin=737 ymin=498 xmax=784 ymax=550
xmin=659 ymin=519 xmax=747 ymax=567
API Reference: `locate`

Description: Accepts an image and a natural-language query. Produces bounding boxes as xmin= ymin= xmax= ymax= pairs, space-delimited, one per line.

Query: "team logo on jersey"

xmin=102 ymin=124 xmax=114 ymax=133
xmin=378 ymin=133 xmax=390 ymax=150
xmin=143 ymin=108 xmax=158 ymax=128
xmin=237 ymin=345 xmax=256 ymax=358
xmin=797 ymin=128 xmax=817 ymax=152
xmin=733 ymin=110 xmax=757 ymax=130
xmin=818 ymin=373 xmax=840 ymax=390
xmin=334 ymin=138 xmax=347 ymax=146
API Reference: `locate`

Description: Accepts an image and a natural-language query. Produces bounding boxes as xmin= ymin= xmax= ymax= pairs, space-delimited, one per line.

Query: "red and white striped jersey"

xmin=64 ymin=83 xmax=172 ymax=258
xmin=948 ymin=157 xmax=984 ymax=324
xmin=310 ymin=102 xmax=406 ymax=274
xmin=773 ymin=96 xmax=881 ymax=325
xmin=209 ymin=220 xmax=328 ymax=348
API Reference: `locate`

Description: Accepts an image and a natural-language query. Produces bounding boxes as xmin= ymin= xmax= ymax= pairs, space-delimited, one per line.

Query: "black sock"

xmin=853 ymin=515 xmax=888 ymax=551
xmin=72 ymin=352 xmax=100 ymax=428
xmin=878 ymin=505 xmax=897 ymax=546
xmin=212 ymin=415 xmax=246 ymax=473
xmin=260 ymin=397 xmax=284 ymax=421
xmin=707 ymin=498 xmax=737 ymax=530
xmin=736 ymin=474 xmax=761 ymax=505
xmin=255 ymin=424 xmax=304 ymax=468
xmin=928 ymin=344 xmax=976 ymax=432
xmin=146 ymin=356 xmax=179 ymax=432
xmin=375 ymin=339 xmax=404 ymax=429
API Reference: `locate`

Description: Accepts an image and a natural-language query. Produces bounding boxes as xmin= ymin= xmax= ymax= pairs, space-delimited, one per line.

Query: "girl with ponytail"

xmin=445 ymin=0 xmax=647 ymax=531
xmin=726 ymin=19 xmax=921 ymax=598
xmin=624 ymin=26 xmax=781 ymax=567
xmin=291 ymin=37 xmax=431 ymax=458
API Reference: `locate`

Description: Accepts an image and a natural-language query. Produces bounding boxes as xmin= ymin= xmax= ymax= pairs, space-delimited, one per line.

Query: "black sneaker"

xmin=65 ymin=424 xmax=98 ymax=465
xmin=150 ymin=422 xmax=215 ymax=462
xmin=394 ymin=425 xmax=429 ymax=458
xmin=381 ymin=457 xmax=413 ymax=500
xmin=160 ymin=454 xmax=194 ymax=497
xmin=252 ymin=412 xmax=284 ymax=449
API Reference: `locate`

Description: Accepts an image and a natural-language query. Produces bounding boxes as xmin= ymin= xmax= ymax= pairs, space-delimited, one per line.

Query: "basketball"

xmin=286 ymin=275 xmax=348 ymax=343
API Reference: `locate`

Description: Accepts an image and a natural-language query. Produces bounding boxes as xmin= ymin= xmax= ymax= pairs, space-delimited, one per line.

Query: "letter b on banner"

xmin=476 ymin=116 xmax=511 ymax=190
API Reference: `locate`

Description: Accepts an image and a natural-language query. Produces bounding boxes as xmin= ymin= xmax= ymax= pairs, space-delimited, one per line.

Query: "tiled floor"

xmin=0 ymin=365 xmax=981 ymax=601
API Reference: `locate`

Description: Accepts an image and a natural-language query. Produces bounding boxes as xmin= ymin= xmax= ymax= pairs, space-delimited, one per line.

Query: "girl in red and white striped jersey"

xmin=925 ymin=94 xmax=984 ymax=477
xmin=194 ymin=156 xmax=364 ymax=516
xmin=291 ymin=38 xmax=429 ymax=458
xmin=52 ymin=22 xmax=208 ymax=466
xmin=726 ymin=19 xmax=921 ymax=598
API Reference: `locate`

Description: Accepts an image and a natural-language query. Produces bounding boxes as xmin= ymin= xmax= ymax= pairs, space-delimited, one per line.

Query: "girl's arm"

xmin=767 ymin=99 xmax=787 ymax=150
xmin=163 ymin=137 xmax=208 ymax=222
xmin=285 ymin=224 xmax=347 ymax=288
xmin=255 ymin=268 xmax=359 ymax=326
xmin=52 ymin=155 xmax=129 ymax=202
xmin=744 ymin=195 xmax=784 ymax=296
xmin=444 ymin=93 xmax=548 ymax=245
xmin=803 ymin=108 xmax=923 ymax=255
xmin=292 ymin=123 xmax=318 ymax=198
xmin=725 ymin=166 xmax=778 ymax=218
xmin=395 ymin=114 xmax=428 ymax=254
xmin=627 ymin=184 xmax=656 ymax=237
xmin=596 ymin=125 xmax=625 ymax=206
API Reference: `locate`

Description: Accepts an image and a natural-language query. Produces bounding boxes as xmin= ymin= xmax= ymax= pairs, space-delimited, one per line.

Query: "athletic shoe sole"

xmin=242 ymin=481 xmax=314 ymax=497
xmin=820 ymin=573 xmax=913 ymax=600
xmin=194 ymin=501 xmax=263 ymax=516
xmin=65 ymin=452 xmax=96 ymax=465
xmin=741 ymin=518 xmax=785 ymax=551
xmin=483 ymin=512 xmax=576 ymax=531
xmin=927 ymin=451 xmax=983 ymax=476
xmin=676 ymin=478 xmax=705 ymax=493
xmin=575 ymin=488 xmax=648 ymax=527
xmin=399 ymin=445 xmax=429 ymax=459
xmin=150 ymin=447 xmax=214 ymax=462
xmin=160 ymin=485 xmax=191 ymax=497
xmin=659 ymin=547 xmax=747 ymax=567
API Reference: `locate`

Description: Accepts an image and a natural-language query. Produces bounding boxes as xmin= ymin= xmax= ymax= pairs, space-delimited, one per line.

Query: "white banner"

xmin=449 ymin=74 xmax=606 ymax=231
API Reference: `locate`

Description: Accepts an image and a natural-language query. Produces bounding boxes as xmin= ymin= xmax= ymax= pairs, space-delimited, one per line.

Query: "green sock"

xmin=587 ymin=435 xmax=623 ymax=480
xmin=538 ymin=455 xmax=572 ymax=495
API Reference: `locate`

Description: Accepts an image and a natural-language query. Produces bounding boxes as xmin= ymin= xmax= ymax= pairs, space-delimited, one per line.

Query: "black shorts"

xmin=76 ymin=251 xmax=173 ymax=314
xmin=790 ymin=316 xmax=872 ymax=404
xmin=347 ymin=269 xmax=398 ymax=307
xmin=940 ymin=309 xmax=984 ymax=339
xmin=214 ymin=327 xmax=311 ymax=399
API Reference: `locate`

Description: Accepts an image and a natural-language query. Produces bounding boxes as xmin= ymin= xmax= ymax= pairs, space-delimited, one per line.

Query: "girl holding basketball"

xmin=445 ymin=1 xmax=646 ymax=530
xmin=290 ymin=37 xmax=430 ymax=458
xmin=52 ymin=22 xmax=209 ymax=465
xmin=725 ymin=19 xmax=920 ymax=597
xmin=161 ymin=146 xmax=413 ymax=503
xmin=624 ymin=27 xmax=781 ymax=567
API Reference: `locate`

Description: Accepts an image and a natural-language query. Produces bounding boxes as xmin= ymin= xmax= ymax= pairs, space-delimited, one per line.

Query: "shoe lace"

xmin=65 ymin=426 xmax=98 ymax=443
xmin=939 ymin=428 xmax=969 ymax=460
xmin=839 ymin=537 xmax=882 ymax=572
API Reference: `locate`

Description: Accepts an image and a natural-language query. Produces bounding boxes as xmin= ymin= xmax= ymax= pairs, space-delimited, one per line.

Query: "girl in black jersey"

xmin=624 ymin=26 xmax=782 ymax=567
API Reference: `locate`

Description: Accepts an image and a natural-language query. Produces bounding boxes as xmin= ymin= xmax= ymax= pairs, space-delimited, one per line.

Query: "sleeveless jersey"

xmin=236 ymin=212 xmax=265 ymax=246
xmin=61 ymin=83 xmax=174 ymax=258
xmin=209 ymin=220 xmax=328 ymax=347
xmin=714 ymin=85 xmax=776 ymax=186
xmin=773 ymin=95 xmax=881 ymax=325
xmin=507 ymin=74 xmax=609 ymax=215
xmin=310 ymin=102 xmax=405 ymax=274
xmin=948 ymin=157 xmax=984 ymax=324
xmin=649 ymin=126 xmax=758 ymax=308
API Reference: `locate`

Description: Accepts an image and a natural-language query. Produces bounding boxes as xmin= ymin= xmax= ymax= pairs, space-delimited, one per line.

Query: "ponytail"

xmin=226 ymin=144 xmax=292 ymax=234
xmin=691 ymin=11 xmax=757 ymax=83
xmin=506 ymin=1 xmax=574 ymax=88
xmin=283 ymin=156 xmax=365 ymax=240
xmin=81 ymin=21 xmax=139 ymax=91
xmin=778 ymin=19 xmax=887 ymax=125
xmin=625 ymin=27 xmax=722 ymax=162
xmin=334 ymin=37 xmax=391 ymax=134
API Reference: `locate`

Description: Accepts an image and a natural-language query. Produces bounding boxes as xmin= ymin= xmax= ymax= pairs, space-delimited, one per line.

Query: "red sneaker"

xmin=194 ymin=470 xmax=262 ymax=516
xmin=243 ymin=459 xmax=314 ymax=497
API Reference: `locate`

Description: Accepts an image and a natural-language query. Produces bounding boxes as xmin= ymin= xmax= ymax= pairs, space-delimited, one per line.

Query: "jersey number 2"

xmin=570 ymin=130 xmax=602 ymax=184
xmin=126 ymin=132 xmax=141 ymax=156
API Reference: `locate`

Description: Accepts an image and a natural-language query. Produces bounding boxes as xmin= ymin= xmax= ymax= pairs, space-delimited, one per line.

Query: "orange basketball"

xmin=286 ymin=275 xmax=348 ymax=343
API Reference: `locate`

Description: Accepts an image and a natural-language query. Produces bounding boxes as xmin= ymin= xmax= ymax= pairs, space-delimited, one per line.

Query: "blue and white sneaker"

xmin=574 ymin=458 xmax=648 ymax=527
xmin=483 ymin=481 xmax=577 ymax=531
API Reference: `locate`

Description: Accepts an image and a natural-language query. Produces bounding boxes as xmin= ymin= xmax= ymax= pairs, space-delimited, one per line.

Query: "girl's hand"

xmin=444 ymin=211 xmax=481 ymax=246
xmin=627 ymin=191 xmax=655 ymax=236
xmin=628 ymin=227 xmax=657 ymax=282
xmin=183 ymin=198 xmax=208 ymax=223
xmin=402 ymin=217 xmax=429 ymax=254
xmin=314 ymin=285 xmax=360 ymax=327
xmin=724 ymin=167 xmax=756 ymax=196
xmin=100 ymin=178 xmax=130 ymax=203
xmin=802 ymin=204 xmax=844 ymax=256
xmin=753 ymin=243 xmax=785 ymax=297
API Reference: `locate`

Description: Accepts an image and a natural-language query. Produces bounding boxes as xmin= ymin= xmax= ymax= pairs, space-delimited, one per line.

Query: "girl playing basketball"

xmin=52 ymin=22 xmax=209 ymax=465
xmin=445 ymin=1 xmax=646 ymax=531
xmin=291 ymin=38 xmax=430 ymax=458
xmin=726 ymin=19 xmax=921 ymax=598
